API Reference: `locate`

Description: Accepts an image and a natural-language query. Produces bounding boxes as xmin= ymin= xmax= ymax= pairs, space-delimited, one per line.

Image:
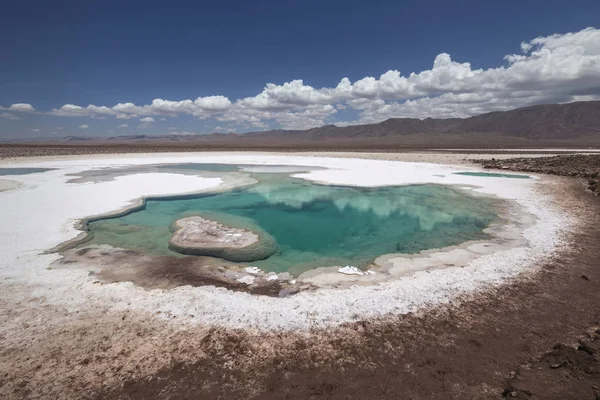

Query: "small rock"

xmin=244 ymin=266 xmax=262 ymax=275
xmin=502 ymin=387 xmax=531 ymax=399
xmin=579 ymin=342 xmax=598 ymax=355
xmin=581 ymin=274 xmax=590 ymax=281
xmin=585 ymin=366 xmax=599 ymax=374
xmin=337 ymin=266 xmax=365 ymax=276
xmin=236 ymin=275 xmax=255 ymax=285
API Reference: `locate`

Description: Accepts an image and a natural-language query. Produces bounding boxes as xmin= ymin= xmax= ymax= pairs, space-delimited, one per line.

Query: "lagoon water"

xmin=453 ymin=171 xmax=531 ymax=179
xmin=0 ymin=167 xmax=55 ymax=175
xmin=83 ymin=165 xmax=499 ymax=275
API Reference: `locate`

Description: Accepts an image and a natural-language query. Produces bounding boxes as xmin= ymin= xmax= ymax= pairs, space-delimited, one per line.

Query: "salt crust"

xmin=0 ymin=153 xmax=571 ymax=331
xmin=0 ymin=178 xmax=21 ymax=192
xmin=337 ymin=266 xmax=366 ymax=276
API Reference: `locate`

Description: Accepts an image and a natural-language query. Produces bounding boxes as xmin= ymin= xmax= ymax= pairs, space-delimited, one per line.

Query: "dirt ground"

xmin=1 ymin=152 xmax=599 ymax=399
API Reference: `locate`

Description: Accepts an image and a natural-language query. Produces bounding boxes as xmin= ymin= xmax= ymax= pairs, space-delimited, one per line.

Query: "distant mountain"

xmin=9 ymin=101 xmax=599 ymax=148
xmin=62 ymin=135 xmax=91 ymax=141
xmin=107 ymin=135 xmax=152 ymax=140
xmin=248 ymin=101 xmax=600 ymax=140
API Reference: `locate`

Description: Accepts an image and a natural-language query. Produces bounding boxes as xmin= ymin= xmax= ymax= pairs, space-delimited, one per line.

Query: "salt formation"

xmin=169 ymin=216 xmax=278 ymax=262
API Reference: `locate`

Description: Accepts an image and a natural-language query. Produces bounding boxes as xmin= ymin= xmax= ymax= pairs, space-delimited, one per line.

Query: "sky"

xmin=1 ymin=0 xmax=600 ymax=139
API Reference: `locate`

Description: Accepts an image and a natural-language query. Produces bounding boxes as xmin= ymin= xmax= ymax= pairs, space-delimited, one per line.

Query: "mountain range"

xmin=247 ymin=101 xmax=600 ymax=140
xmin=5 ymin=101 xmax=600 ymax=149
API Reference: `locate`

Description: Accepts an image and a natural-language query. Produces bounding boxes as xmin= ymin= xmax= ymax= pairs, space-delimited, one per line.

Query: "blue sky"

xmin=1 ymin=0 xmax=599 ymax=139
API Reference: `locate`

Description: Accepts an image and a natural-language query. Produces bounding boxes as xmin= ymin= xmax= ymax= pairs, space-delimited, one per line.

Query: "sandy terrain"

xmin=0 ymin=151 xmax=598 ymax=399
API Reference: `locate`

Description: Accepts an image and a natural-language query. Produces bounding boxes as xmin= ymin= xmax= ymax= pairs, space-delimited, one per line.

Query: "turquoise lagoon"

xmin=82 ymin=164 xmax=500 ymax=275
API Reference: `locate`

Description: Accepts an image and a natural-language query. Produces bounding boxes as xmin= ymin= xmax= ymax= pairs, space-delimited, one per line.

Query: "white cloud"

xmin=50 ymin=104 xmax=86 ymax=117
xmin=79 ymin=124 xmax=88 ymax=129
xmin=137 ymin=117 xmax=154 ymax=129
xmin=0 ymin=112 xmax=20 ymax=120
xmin=117 ymin=124 xmax=129 ymax=128
xmin=167 ymin=126 xmax=176 ymax=131
xmin=214 ymin=126 xmax=238 ymax=133
xmin=29 ymin=128 xmax=40 ymax=132
xmin=273 ymin=104 xmax=337 ymax=130
xmin=193 ymin=96 xmax=231 ymax=111
xmin=7 ymin=28 xmax=600 ymax=130
xmin=8 ymin=103 xmax=36 ymax=113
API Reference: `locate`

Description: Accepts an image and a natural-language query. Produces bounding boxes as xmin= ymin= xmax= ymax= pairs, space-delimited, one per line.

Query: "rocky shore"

xmin=475 ymin=154 xmax=600 ymax=196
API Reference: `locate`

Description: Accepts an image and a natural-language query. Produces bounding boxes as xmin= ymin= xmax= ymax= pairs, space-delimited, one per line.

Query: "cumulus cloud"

xmin=117 ymin=124 xmax=129 ymax=128
xmin=79 ymin=124 xmax=88 ymax=129
xmin=29 ymin=128 xmax=40 ymax=132
xmin=214 ymin=126 xmax=238 ymax=133
xmin=8 ymin=103 xmax=36 ymax=112
xmin=137 ymin=116 xmax=154 ymax=129
xmin=6 ymin=28 xmax=600 ymax=130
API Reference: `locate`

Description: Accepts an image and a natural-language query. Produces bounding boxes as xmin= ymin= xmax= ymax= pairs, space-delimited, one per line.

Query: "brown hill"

xmin=249 ymin=101 xmax=600 ymax=140
xmin=6 ymin=101 xmax=600 ymax=151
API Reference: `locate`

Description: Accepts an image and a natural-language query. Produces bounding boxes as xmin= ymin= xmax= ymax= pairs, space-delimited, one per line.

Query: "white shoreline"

xmin=0 ymin=153 xmax=572 ymax=330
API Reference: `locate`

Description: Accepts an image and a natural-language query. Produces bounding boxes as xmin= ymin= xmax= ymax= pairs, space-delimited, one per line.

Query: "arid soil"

xmin=1 ymin=153 xmax=600 ymax=400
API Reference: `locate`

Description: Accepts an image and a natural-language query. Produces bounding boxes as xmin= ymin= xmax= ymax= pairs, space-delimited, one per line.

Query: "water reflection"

xmin=83 ymin=165 xmax=499 ymax=274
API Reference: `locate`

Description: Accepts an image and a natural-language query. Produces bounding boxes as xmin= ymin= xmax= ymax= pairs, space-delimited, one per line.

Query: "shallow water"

xmin=66 ymin=163 xmax=319 ymax=184
xmin=83 ymin=165 xmax=499 ymax=275
xmin=453 ymin=171 xmax=531 ymax=179
xmin=0 ymin=167 xmax=55 ymax=175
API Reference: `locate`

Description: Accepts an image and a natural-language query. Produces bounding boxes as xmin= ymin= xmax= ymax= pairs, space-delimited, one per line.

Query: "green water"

xmin=0 ymin=167 xmax=55 ymax=175
xmin=83 ymin=166 xmax=499 ymax=275
xmin=453 ymin=172 xmax=531 ymax=179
